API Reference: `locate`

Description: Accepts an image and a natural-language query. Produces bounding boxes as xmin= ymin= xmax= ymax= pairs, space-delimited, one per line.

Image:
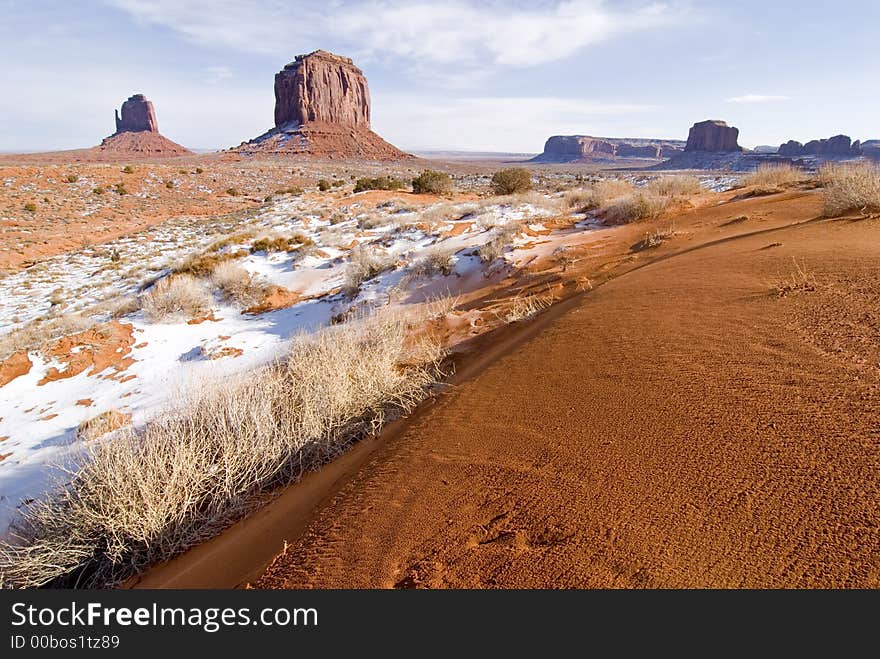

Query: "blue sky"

xmin=1 ymin=0 xmax=877 ymax=152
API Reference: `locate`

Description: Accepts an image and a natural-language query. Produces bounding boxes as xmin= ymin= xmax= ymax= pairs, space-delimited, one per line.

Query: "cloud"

xmin=105 ymin=0 xmax=688 ymax=78
xmin=725 ymin=94 xmax=791 ymax=104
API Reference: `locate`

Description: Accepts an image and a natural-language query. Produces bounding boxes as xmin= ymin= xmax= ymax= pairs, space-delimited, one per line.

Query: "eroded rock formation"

xmin=274 ymin=51 xmax=370 ymax=129
xmin=531 ymin=135 xmax=685 ymax=163
xmin=114 ymin=94 xmax=158 ymax=134
xmin=235 ymin=50 xmax=409 ymax=160
xmin=684 ymin=120 xmax=741 ymax=152
xmin=778 ymin=135 xmax=862 ymax=157
xmin=100 ymin=93 xmax=191 ymax=158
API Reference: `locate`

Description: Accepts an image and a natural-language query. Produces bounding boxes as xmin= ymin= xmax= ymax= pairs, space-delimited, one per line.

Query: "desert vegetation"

xmin=139 ymin=275 xmax=212 ymax=322
xmin=353 ymin=176 xmax=405 ymax=193
xmin=344 ymin=245 xmax=395 ymax=295
xmin=648 ymin=176 xmax=702 ymax=197
xmin=820 ymin=162 xmax=880 ymax=216
xmin=742 ymin=163 xmax=808 ymax=191
xmin=412 ymin=170 xmax=453 ymax=195
xmin=564 ymin=179 xmax=635 ymax=212
xmin=0 ymin=312 xmax=443 ymax=588
xmin=491 ymin=168 xmax=532 ymax=195
xmin=603 ymin=191 xmax=668 ymax=225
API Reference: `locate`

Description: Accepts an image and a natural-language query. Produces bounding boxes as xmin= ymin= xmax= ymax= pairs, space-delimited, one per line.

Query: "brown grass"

xmin=211 ymin=261 xmax=269 ymax=308
xmin=0 ymin=312 xmax=443 ymax=588
xmin=343 ymin=246 xmax=395 ymax=296
xmin=76 ymin=410 xmax=131 ymax=442
xmin=647 ymin=176 xmax=702 ymax=197
xmin=140 ymin=275 xmax=212 ymax=322
xmin=820 ymin=162 xmax=880 ymax=216
xmin=603 ymin=191 xmax=668 ymax=225
xmin=742 ymin=163 xmax=808 ymax=190
xmin=564 ymin=179 xmax=635 ymax=211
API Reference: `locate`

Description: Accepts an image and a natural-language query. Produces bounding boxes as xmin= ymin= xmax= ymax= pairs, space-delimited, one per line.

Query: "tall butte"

xmin=98 ymin=94 xmax=191 ymax=157
xmin=235 ymin=50 xmax=409 ymax=160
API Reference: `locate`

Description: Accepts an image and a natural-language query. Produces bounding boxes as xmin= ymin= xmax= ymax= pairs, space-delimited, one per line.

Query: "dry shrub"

xmin=648 ymin=176 xmax=702 ymax=197
xmin=478 ymin=220 xmax=525 ymax=263
xmin=491 ymin=168 xmax=532 ymax=195
xmin=140 ymin=275 xmax=212 ymax=322
xmin=0 ymin=312 xmax=443 ymax=588
xmin=502 ymin=293 xmax=553 ymax=323
xmin=742 ymin=163 xmax=807 ymax=190
xmin=412 ymin=244 xmax=456 ymax=277
xmin=820 ymin=162 xmax=880 ymax=216
xmin=343 ymin=246 xmax=395 ymax=296
xmin=76 ymin=410 xmax=131 ymax=442
xmin=633 ymin=224 xmax=677 ymax=252
xmin=0 ymin=314 xmax=92 ymax=361
xmin=603 ymin=191 xmax=668 ymax=225
xmin=173 ymin=251 xmax=236 ymax=277
xmin=773 ymin=258 xmax=818 ymax=296
xmin=565 ymin=179 xmax=635 ymax=211
xmin=211 ymin=262 xmax=268 ymax=308
xmin=412 ymin=170 xmax=453 ymax=195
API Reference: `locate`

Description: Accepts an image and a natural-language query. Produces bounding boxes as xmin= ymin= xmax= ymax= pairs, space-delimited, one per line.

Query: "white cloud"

xmin=725 ymin=94 xmax=791 ymax=104
xmin=105 ymin=0 xmax=687 ymax=79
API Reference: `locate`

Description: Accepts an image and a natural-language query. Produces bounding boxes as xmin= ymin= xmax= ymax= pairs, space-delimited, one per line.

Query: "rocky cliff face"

xmin=684 ymin=120 xmax=741 ymax=152
xmin=236 ymin=50 xmax=408 ymax=160
xmin=778 ymin=135 xmax=862 ymax=157
xmin=114 ymin=94 xmax=158 ymax=134
xmin=531 ymin=135 xmax=684 ymax=163
xmin=274 ymin=51 xmax=370 ymax=129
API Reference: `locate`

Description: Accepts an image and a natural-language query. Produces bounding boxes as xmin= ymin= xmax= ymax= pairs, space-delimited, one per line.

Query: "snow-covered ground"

xmin=0 ymin=192 xmax=566 ymax=533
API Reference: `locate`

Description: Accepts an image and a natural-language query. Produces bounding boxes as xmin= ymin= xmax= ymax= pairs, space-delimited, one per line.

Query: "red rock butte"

xmin=234 ymin=50 xmax=410 ymax=160
xmin=99 ymin=93 xmax=192 ymax=158
xmin=684 ymin=120 xmax=742 ymax=152
xmin=114 ymin=94 xmax=158 ymax=134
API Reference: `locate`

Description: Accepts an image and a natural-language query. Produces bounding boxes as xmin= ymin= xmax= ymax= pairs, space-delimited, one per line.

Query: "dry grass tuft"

xmin=343 ymin=246 xmax=395 ymax=296
xmin=632 ymin=223 xmax=677 ymax=251
xmin=478 ymin=220 xmax=525 ymax=263
xmin=412 ymin=244 xmax=456 ymax=277
xmin=0 ymin=312 xmax=443 ymax=588
xmin=76 ymin=410 xmax=131 ymax=442
xmin=0 ymin=314 xmax=93 ymax=361
xmin=742 ymin=163 xmax=808 ymax=190
xmin=603 ymin=191 xmax=668 ymax=225
xmin=211 ymin=261 xmax=269 ymax=308
xmin=820 ymin=162 xmax=880 ymax=216
xmin=140 ymin=275 xmax=212 ymax=322
xmin=564 ymin=179 xmax=635 ymax=212
xmin=502 ymin=293 xmax=553 ymax=323
xmin=773 ymin=258 xmax=818 ymax=296
xmin=648 ymin=176 xmax=702 ymax=197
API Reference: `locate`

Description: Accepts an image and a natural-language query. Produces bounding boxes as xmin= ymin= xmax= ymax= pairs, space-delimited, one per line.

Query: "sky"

xmin=0 ymin=0 xmax=877 ymax=153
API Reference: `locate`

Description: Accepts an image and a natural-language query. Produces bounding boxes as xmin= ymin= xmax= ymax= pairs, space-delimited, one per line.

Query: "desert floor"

xmin=133 ymin=185 xmax=878 ymax=588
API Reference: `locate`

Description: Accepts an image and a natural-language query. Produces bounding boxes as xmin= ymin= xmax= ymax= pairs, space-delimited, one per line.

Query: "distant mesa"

xmin=233 ymin=50 xmax=410 ymax=160
xmin=684 ymin=120 xmax=741 ymax=153
xmin=531 ymin=135 xmax=685 ymax=163
xmin=99 ymin=93 xmax=191 ymax=158
xmin=778 ymin=135 xmax=862 ymax=158
xmin=863 ymin=140 xmax=880 ymax=160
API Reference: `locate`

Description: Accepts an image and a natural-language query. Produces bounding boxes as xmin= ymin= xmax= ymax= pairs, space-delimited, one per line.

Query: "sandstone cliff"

xmin=684 ymin=120 xmax=741 ymax=152
xmin=778 ymin=135 xmax=862 ymax=157
xmin=235 ymin=50 xmax=409 ymax=161
xmin=114 ymin=94 xmax=158 ymax=134
xmin=531 ymin=135 xmax=685 ymax=163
